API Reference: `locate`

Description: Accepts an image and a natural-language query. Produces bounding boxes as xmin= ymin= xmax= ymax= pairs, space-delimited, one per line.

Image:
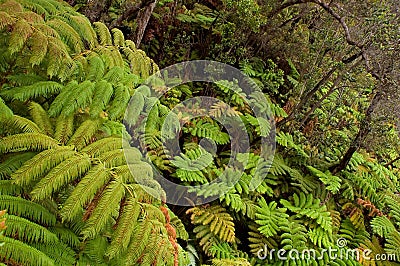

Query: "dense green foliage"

xmin=0 ymin=0 xmax=400 ymax=265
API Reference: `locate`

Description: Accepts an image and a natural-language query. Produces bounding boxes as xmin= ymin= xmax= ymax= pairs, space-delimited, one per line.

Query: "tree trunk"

xmin=134 ymin=0 xmax=158 ymax=47
xmin=79 ymin=0 xmax=112 ymax=23
xmin=329 ymin=90 xmax=383 ymax=174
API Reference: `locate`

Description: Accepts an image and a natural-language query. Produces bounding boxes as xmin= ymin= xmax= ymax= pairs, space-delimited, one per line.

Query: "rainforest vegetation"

xmin=0 ymin=0 xmax=400 ymax=265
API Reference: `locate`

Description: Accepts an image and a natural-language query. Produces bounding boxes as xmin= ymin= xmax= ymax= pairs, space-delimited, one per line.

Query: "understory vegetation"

xmin=0 ymin=0 xmax=400 ymax=265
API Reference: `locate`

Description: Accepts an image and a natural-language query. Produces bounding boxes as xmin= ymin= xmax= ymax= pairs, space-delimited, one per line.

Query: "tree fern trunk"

xmin=134 ymin=0 xmax=158 ymax=47
xmin=80 ymin=0 xmax=113 ymax=23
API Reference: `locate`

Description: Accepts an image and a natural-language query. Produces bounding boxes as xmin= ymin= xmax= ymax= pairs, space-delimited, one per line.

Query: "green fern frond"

xmin=97 ymin=149 xmax=126 ymax=168
xmin=307 ymin=166 xmax=341 ymax=194
xmin=0 ymin=195 xmax=56 ymax=226
xmin=0 ymin=235 xmax=54 ymax=266
xmin=3 ymin=214 xmax=58 ymax=243
xmin=19 ymin=0 xmax=59 ymax=15
xmin=30 ymin=153 xmax=91 ymax=201
xmin=86 ymin=55 xmax=105 ymax=81
xmin=67 ymin=118 xmax=103 ymax=151
xmin=89 ymin=80 xmax=113 ymax=117
xmin=28 ymin=102 xmax=53 ymax=136
xmin=338 ymin=218 xmax=370 ymax=248
xmin=12 ymin=146 xmax=76 ymax=187
xmin=0 ymin=97 xmax=13 ymax=121
xmin=187 ymin=205 xmax=235 ymax=243
xmin=0 ymin=133 xmax=59 ymax=153
xmin=48 ymin=81 xmax=78 ymax=117
xmin=8 ymin=19 xmax=33 ymax=55
xmin=184 ymin=120 xmax=230 ymax=145
xmin=111 ymin=28 xmax=125 ymax=47
xmin=211 ymin=258 xmax=251 ymax=266
xmin=169 ymin=210 xmax=189 ymax=240
xmin=61 ymin=80 xmax=95 ymax=117
xmin=385 ymin=230 xmax=400 ymax=258
xmin=370 ymin=216 xmax=396 ymax=238
xmin=308 ymin=226 xmax=333 ymax=248
xmin=6 ymin=73 xmax=46 ymax=86
xmin=49 ymin=226 xmax=80 ymax=249
xmin=45 ymin=37 xmax=73 ymax=79
xmin=47 ymin=17 xmax=84 ymax=53
xmin=107 ymin=83 xmax=130 ymax=120
xmin=32 ymin=241 xmax=76 ymax=266
xmin=0 ymin=81 xmax=63 ymax=101
xmin=93 ymin=22 xmax=112 ymax=46
xmin=81 ymin=137 xmax=123 ymax=157
xmin=124 ymin=219 xmax=153 ymax=264
xmin=105 ymin=197 xmax=141 ymax=259
xmin=0 ymin=180 xmax=23 ymax=195
xmin=255 ymin=198 xmax=288 ymax=238
xmin=81 ymin=178 xmax=126 ymax=239
xmin=60 ymin=15 xmax=97 ymax=49
xmin=280 ymin=192 xmax=332 ymax=233
xmin=0 ymin=152 xmax=35 ymax=180
xmin=385 ymin=196 xmax=400 ymax=227
xmin=54 ymin=115 xmax=74 ymax=145
xmin=61 ymin=164 xmax=110 ymax=222
xmin=248 ymin=223 xmax=278 ymax=255
xmin=276 ymin=131 xmax=308 ymax=158
xmin=125 ymin=91 xmax=145 ymax=127
xmin=280 ymin=220 xmax=308 ymax=250
xmin=2 ymin=115 xmax=41 ymax=134
xmin=28 ymin=30 xmax=48 ymax=66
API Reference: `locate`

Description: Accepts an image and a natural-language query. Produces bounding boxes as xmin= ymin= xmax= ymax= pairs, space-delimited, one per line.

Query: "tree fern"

xmin=54 ymin=115 xmax=74 ymax=145
xmin=49 ymin=225 xmax=80 ymax=249
xmin=385 ymin=230 xmax=400 ymax=259
xmin=61 ymin=80 xmax=95 ymax=117
xmin=81 ymin=136 xmax=124 ymax=157
xmin=86 ymin=55 xmax=106 ymax=81
xmin=307 ymin=166 xmax=341 ymax=194
xmin=31 ymin=241 xmax=76 ymax=266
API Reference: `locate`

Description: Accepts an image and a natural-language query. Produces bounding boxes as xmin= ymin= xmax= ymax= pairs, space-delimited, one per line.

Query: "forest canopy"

xmin=0 ymin=0 xmax=400 ymax=265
